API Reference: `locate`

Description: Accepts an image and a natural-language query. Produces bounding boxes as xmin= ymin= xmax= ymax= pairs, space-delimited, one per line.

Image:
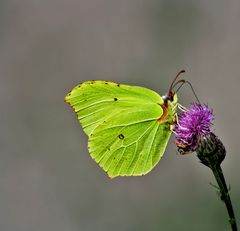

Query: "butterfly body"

xmin=65 ymin=80 xmax=177 ymax=178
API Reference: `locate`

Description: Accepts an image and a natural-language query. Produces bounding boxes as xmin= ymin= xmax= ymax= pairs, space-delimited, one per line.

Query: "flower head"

xmin=174 ymin=103 xmax=214 ymax=154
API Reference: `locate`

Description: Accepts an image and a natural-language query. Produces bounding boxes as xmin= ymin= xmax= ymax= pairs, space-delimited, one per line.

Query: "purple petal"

xmin=174 ymin=103 xmax=214 ymax=154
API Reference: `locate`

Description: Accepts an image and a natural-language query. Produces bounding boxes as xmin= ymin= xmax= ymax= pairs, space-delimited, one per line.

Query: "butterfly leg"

xmin=177 ymin=103 xmax=188 ymax=112
xmin=172 ymin=112 xmax=189 ymax=132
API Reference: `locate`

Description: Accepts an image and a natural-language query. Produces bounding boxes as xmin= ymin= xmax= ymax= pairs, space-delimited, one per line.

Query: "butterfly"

xmin=65 ymin=70 xmax=185 ymax=178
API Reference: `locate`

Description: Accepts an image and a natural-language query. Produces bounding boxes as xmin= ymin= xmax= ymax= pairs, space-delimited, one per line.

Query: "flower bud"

xmin=196 ymin=132 xmax=226 ymax=167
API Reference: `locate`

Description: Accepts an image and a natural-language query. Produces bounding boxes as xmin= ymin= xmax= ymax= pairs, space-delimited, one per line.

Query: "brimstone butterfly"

xmin=65 ymin=71 xmax=184 ymax=178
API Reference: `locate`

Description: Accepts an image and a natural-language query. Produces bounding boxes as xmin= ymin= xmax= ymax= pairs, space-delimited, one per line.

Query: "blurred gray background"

xmin=0 ymin=0 xmax=239 ymax=230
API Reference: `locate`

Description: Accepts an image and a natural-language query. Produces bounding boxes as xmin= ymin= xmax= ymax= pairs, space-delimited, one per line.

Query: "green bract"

xmin=65 ymin=80 xmax=177 ymax=178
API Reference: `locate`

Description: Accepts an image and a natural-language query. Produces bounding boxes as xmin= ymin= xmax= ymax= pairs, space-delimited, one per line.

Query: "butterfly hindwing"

xmin=89 ymin=115 xmax=172 ymax=177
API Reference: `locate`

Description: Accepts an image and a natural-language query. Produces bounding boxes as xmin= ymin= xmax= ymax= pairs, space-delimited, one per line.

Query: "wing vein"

xmin=107 ymin=147 xmax=125 ymax=174
xmin=142 ymin=123 xmax=160 ymax=173
xmin=130 ymin=122 xmax=157 ymax=175
xmin=73 ymin=99 xmax=114 ymax=111
xmin=113 ymin=147 xmax=127 ymax=176
xmin=101 ymin=119 xmax=156 ymax=130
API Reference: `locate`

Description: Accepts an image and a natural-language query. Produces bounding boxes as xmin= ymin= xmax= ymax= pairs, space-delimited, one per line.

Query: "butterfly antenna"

xmin=174 ymin=79 xmax=201 ymax=104
xmin=168 ymin=70 xmax=186 ymax=97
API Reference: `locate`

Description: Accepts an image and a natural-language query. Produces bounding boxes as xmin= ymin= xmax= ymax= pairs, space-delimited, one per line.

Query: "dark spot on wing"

xmin=117 ymin=84 xmax=120 ymax=87
xmin=118 ymin=134 xmax=124 ymax=139
xmin=114 ymin=98 xmax=118 ymax=101
xmin=105 ymin=82 xmax=109 ymax=85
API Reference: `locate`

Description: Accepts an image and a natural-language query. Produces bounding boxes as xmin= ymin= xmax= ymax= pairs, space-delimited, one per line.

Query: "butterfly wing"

xmin=65 ymin=80 xmax=175 ymax=177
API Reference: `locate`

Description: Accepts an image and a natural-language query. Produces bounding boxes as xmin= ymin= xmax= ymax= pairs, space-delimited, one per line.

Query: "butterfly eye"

xmin=169 ymin=92 xmax=175 ymax=102
xmin=163 ymin=91 xmax=175 ymax=103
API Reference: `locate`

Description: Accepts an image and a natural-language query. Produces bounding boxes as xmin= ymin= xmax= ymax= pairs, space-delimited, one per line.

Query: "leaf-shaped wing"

xmin=65 ymin=80 xmax=174 ymax=177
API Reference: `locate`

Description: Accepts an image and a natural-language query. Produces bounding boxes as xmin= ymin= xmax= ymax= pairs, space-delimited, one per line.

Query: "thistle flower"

xmin=174 ymin=103 xmax=214 ymax=154
xmin=174 ymin=103 xmax=237 ymax=230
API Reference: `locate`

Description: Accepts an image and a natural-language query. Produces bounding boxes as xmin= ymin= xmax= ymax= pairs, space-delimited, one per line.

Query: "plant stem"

xmin=211 ymin=164 xmax=238 ymax=231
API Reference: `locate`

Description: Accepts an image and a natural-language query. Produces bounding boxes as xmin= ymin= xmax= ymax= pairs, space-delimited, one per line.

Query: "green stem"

xmin=211 ymin=164 xmax=238 ymax=231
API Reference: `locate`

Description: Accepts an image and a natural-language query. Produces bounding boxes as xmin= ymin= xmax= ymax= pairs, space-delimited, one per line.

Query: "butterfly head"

xmin=162 ymin=91 xmax=178 ymax=105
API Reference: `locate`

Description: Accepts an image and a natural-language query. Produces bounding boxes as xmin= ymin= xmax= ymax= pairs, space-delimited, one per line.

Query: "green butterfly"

xmin=65 ymin=71 xmax=184 ymax=178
